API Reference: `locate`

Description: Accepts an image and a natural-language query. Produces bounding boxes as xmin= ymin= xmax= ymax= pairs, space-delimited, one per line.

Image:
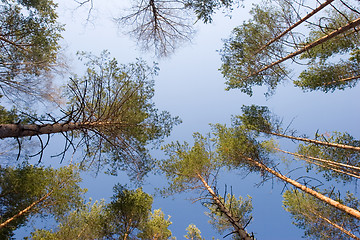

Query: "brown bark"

xmin=0 ymin=121 xmax=122 ymax=139
xmin=241 ymin=155 xmax=360 ymax=220
xmin=245 ymin=17 xmax=360 ymax=79
xmin=0 ymin=189 xmax=54 ymax=228
xmin=324 ymin=75 xmax=360 ymax=86
xmin=253 ymin=0 xmax=335 ymax=55
xmin=197 ymin=173 xmax=253 ymax=240
xmin=266 ymin=131 xmax=360 ymax=152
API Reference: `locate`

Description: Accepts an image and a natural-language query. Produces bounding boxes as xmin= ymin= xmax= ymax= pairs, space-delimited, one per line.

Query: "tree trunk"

xmin=266 ymin=131 xmax=360 ymax=152
xmin=324 ymin=75 xmax=360 ymax=86
xmin=241 ymin=156 xmax=360 ymax=220
xmin=197 ymin=173 xmax=253 ymax=240
xmin=274 ymin=147 xmax=360 ymax=178
xmin=307 ymin=209 xmax=360 ymax=240
xmin=275 ymin=147 xmax=360 ymax=171
xmin=0 ymin=189 xmax=54 ymax=228
xmin=253 ymin=0 xmax=335 ymax=55
xmin=0 ymin=121 xmax=119 ymax=139
xmin=246 ymin=17 xmax=360 ymax=79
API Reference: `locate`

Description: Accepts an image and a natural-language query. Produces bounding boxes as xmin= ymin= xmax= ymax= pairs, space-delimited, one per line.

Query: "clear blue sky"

xmin=16 ymin=0 xmax=360 ymax=239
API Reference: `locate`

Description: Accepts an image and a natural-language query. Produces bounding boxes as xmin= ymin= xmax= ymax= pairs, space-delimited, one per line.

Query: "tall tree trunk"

xmin=0 ymin=189 xmax=54 ymax=228
xmin=274 ymin=148 xmax=360 ymax=174
xmin=307 ymin=209 xmax=360 ymax=240
xmin=0 ymin=121 xmax=119 ymax=139
xmin=324 ymin=75 xmax=360 ymax=86
xmin=245 ymin=17 xmax=360 ymax=79
xmin=253 ymin=0 xmax=335 ymax=55
xmin=264 ymin=131 xmax=360 ymax=152
xmin=241 ymin=155 xmax=360 ymax=220
xmin=196 ymin=173 xmax=253 ymax=240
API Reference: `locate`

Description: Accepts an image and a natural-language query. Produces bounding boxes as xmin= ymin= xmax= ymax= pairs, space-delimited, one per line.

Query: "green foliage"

xmin=235 ymin=105 xmax=275 ymax=133
xmin=294 ymin=7 xmax=360 ymax=92
xmin=30 ymin=185 xmax=163 ymax=240
xmin=184 ymin=0 xmax=242 ymax=24
xmin=0 ymin=164 xmax=85 ymax=239
xmin=220 ymin=1 xmax=360 ymax=94
xmin=184 ymin=224 xmax=204 ymax=240
xmin=31 ymin=200 xmax=107 ymax=240
xmin=104 ymin=184 xmax=153 ymax=239
xmin=0 ymin=102 xmax=33 ymax=124
xmin=219 ymin=2 xmax=290 ymax=96
xmin=212 ymin=122 xmax=270 ymax=176
xmin=206 ymin=194 xmax=252 ymax=239
xmin=0 ymin=106 xmax=21 ymax=124
xmin=297 ymin=131 xmax=360 ymax=183
xmin=300 ymin=8 xmax=359 ymax=61
xmin=283 ymin=188 xmax=360 ymax=239
xmin=0 ymin=0 xmax=64 ymax=99
xmin=160 ymin=133 xmax=219 ymax=195
xmin=295 ymin=48 xmax=360 ymax=92
xmin=66 ymin=51 xmax=181 ymax=178
xmin=137 ymin=209 xmax=173 ymax=240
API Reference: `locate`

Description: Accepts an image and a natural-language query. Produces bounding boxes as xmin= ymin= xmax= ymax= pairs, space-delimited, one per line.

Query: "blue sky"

xmin=15 ymin=0 xmax=360 ymax=239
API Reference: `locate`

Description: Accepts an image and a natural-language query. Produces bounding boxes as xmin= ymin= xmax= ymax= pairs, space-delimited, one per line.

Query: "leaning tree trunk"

xmin=274 ymin=148 xmax=360 ymax=179
xmin=241 ymin=155 xmax=360 ymax=220
xmin=245 ymin=17 xmax=360 ymax=80
xmin=324 ymin=75 xmax=360 ymax=86
xmin=0 ymin=189 xmax=54 ymax=228
xmin=264 ymin=131 xmax=360 ymax=152
xmin=307 ymin=209 xmax=360 ymax=240
xmin=197 ymin=173 xmax=253 ymax=240
xmin=0 ymin=121 xmax=117 ymax=139
xmin=253 ymin=0 xmax=335 ymax=55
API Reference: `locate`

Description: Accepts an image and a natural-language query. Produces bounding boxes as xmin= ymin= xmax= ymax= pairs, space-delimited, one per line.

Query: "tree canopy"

xmin=1 ymin=0 xmax=360 ymax=238
xmin=0 ymin=0 xmax=64 ymax=102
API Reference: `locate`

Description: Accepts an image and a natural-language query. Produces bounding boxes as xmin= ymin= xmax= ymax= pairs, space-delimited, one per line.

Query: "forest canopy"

xmin=0 ymin=0 xmax=359 ymax=239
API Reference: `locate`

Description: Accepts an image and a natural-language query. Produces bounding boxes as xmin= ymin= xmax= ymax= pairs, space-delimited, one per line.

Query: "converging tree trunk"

xmin=246 ymin=17 xmax=360 ymax=80
xmin=240 ymin=155 xmax=360 ymax=220
xmin=197 ymin=173 xmax=253 ymax=240
xmin=266 ymin=131 xmax=360 ymax=152
xmin=0 ymin=190 xmax=54 ymax=229
xmin=0 ymin=121 xmax=120 ymax=139
xmin=308 ymin=209 xmax=360 ymax=240
xmin=274 ymin=147 xmax=360 ymax=179
xmin=253 ymin=0 xmax=335 ymax=56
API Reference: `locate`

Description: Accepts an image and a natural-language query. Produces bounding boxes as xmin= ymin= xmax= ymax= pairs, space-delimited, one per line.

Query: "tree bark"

xmin=307 ymin=209 xmax=360 ymax=240
xmin=0 ymin=121 xmax=120 ymax=139
xmin=253 ymin=0 xmax=335 ymax=55
xmin=0 ymin=189 xmax=54 ymax=228
xmin=274 ymin=147 xmax=360 ymax=174
xmin=324 ymin=75 xmax=360 ymax=86
xmin=197 ymin=173 xmax=253 ymax=240
xmin=241 ymin=155 xmax=360 ymax=220
xmin=265 ymin=131 xmax=360 ymax=152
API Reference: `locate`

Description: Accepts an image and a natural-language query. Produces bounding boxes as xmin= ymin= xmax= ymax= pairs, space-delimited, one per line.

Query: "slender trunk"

xmin=307 ymin=209 xmax=360 ymax=240
xmin=324 ymin=75 xmax=360 ymax=86
xmin=0 ymin=189 xmax=54 ymax=228
xmin=265 ymin=131 xmax=360 ymax=152
xmin=274 ymin=147 xmax=360 ymax=174
xmin=0 ymin=121 xmax=120 ymax=139
xmin=245 ymin=17 xmax=360 ymax=79
xmin=196 ymin=173 xmax=253 ymax=240
xmin=303 ymin=157 xmax=360 ymax=179
xmin=241 ymin=155 xmax=360 ymax=219
xmin=253 ymin=0 xmax=335 ymax=55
